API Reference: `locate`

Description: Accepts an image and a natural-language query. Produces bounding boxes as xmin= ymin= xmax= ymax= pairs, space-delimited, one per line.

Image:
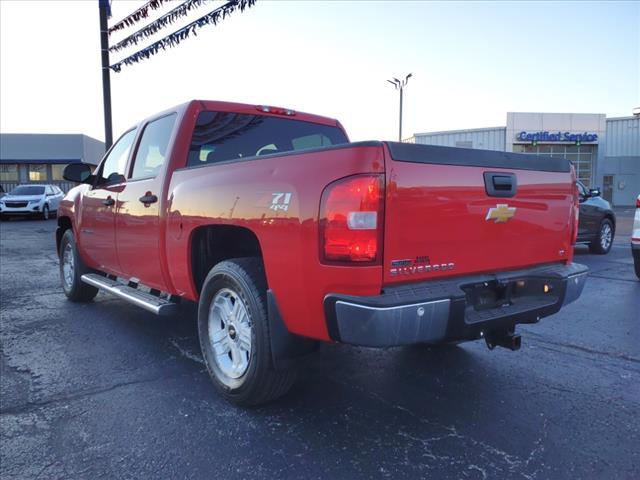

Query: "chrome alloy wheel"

xmin=600 ymin=222 xmax=612 ymax=251
xmin=62 ymin=243 xmax=75 ymax=290
xmin=208 ymin=288 xmax=252 ymax=382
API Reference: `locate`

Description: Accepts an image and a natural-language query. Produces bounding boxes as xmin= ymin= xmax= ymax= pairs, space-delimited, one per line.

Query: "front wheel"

xmin=589 ymin=218 xmax=614 ymax=254
xmin=198 ymin=258 xmax=297 ymax=406
xmin=59 ymin=229 xmax=99 ymax=302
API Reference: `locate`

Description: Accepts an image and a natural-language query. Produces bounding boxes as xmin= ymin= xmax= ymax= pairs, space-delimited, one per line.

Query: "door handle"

xmin=102 ymin=197 xmax=115 ymax=207
xmin=483 ymin=172 xmax=517 ymax=198
xmin=139 ymin=193 xmax=158 ymax=205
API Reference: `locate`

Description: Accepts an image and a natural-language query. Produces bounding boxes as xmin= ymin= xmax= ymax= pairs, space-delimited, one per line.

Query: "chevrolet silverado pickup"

xmin=57 ymin=100 xmax=588 ymax=405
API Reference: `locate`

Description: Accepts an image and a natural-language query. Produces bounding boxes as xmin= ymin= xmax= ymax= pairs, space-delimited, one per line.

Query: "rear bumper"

xmin=324 ymin=263 xmax=588 ymax=347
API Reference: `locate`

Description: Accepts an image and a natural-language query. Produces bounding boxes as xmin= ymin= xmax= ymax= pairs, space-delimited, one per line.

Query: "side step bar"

xmin=81 ymin=273 xmax=178 ymax=316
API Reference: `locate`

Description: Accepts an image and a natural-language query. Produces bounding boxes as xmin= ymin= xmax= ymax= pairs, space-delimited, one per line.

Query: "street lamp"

xmin=387 ymin=73 xmax=412 ymax=141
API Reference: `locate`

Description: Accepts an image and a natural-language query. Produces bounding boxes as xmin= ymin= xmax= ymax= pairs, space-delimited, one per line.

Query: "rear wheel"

xmin=633 ymin=249 xmax=640 ymax=280
xmin=198 ymin=258 xmax=297 ymax=406
xmin=589 ymin=218 xmax=614 ymax=254
xmin=59 ymin=229 xmax=99 ymax=302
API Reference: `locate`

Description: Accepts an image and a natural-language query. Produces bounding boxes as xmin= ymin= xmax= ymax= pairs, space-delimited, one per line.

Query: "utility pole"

xmin=99 ymin=0 xmax=113 ymax=149
xmin=387 ymin=73 xmax=412 ymax=142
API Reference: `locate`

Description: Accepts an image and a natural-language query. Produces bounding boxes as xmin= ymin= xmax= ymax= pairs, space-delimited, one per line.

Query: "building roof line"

xmin=413 ymin=126 xmax=506 ymax=136
xmin=606 ymin=116 xmax=639 ymax=121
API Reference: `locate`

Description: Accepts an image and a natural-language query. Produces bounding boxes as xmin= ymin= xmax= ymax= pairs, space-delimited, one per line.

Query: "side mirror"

xmin=589 ymin=188 xmax=601 ymax=197
xmin=63 ymin=164 xmax=92 ymax=184
xmin=106 ymin=172 xmax=126 ymax=184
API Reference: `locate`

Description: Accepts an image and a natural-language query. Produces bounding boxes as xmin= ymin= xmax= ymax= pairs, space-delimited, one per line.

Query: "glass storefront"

xmin=51 ymin=164 xmax=69 ymax=181
xmin=28 ymin=164 xmax=47 ymax=182
xmin=513 ymin=144 xmax=595 ymax=187
xmin=0 ymin=164 xmax=18 ymax=182
xmin=0 ymin=163 xmax=76 ymax=193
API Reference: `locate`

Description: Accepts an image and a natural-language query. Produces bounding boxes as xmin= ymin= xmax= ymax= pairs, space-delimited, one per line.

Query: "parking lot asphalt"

xmin=1 ymin=212 xmax=638 ymax=480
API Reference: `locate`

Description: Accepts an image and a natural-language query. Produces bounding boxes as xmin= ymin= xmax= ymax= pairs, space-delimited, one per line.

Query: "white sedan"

xmin=0 ymin=184 xmax=64 ymax=220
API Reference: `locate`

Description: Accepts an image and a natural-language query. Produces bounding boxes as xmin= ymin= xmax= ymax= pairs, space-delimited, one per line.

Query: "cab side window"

xmin=130 ymin=114 xmax=177 ymax=180
xmin=99 ymin=129 xmax=137 ymax=185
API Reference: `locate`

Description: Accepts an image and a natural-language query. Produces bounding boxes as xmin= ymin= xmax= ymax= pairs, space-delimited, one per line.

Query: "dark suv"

xmin=576 ymin=181 xmax=616 ymax=254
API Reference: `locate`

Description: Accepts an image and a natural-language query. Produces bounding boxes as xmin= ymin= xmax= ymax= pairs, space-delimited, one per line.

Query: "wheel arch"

xmin=189 ymin=224 xmax=264 ymax=296
xmin=603 ymin=212 xmax=616 ymax=231
xmin=189 ymin=224 xmax=317 ymax=369
xmin=56 ymin=216 xmax=74 ymax=255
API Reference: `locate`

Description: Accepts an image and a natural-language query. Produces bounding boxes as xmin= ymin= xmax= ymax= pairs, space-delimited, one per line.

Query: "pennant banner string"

xmin=110 ymin=0 xmax=256 ymax=72
xmin=108 ymin=0 xmax=171 ymax=35
xmin=110 ymin=0 xmax=213 ymax=53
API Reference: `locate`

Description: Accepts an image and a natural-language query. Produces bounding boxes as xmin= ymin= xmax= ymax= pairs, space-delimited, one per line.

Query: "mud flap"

xmin=267 ymin=289 xmax=318 ymax=370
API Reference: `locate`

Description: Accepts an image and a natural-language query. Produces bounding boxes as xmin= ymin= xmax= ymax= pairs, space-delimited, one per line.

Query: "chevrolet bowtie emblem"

xmin=486 ymin=204 xmax=516 ymax=223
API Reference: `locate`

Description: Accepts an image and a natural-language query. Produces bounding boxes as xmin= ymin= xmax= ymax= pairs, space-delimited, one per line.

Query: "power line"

xmin=110 ymin=0 xmax=256 ymax=72
xmin=110 ymin=0 xmax=213 ymax=53
xmin=108 ymin=0 xmax=171 ymax=35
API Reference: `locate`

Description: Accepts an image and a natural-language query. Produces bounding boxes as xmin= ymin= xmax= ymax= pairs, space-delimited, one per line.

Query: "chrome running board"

xmin=81 ymin=273 xmax=178 ymax=316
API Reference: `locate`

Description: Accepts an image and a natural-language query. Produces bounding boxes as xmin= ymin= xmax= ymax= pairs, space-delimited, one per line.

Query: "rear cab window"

xmin=187 ymin=111 xmax=348 ymax=167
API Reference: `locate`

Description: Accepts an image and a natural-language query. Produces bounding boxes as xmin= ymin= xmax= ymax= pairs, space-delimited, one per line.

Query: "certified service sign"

xmin=517 ymin=131 xmax=598 ymax=143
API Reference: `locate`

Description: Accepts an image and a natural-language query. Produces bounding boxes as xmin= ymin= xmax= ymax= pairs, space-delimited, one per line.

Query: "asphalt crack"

xmin=0 ymin=371 xmax=195 ymax=416
xmin=524 ymin=332 xmax=640 ymax=364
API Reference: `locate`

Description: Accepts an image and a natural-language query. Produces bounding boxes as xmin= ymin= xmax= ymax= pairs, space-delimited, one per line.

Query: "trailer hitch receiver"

xmin=485 ymin=330 xmax=521 ymax=351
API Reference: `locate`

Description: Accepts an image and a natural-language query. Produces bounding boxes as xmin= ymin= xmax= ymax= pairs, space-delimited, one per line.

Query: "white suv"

xmin=0 ymin=184 xmax=64 ymax=220
xmin=633 ymin=194 xmax=640 ymax=280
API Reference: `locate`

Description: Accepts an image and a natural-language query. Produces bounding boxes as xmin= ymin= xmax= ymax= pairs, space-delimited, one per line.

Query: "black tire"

xmin=198 ymin=257 xmax=297 ymax=406
xmin=59 ymin=229 xmax=99 ymax=302
xmin=633 ymin=249 xmax=640 ymax=280
xmin=589 ymin=218 xmax=614 ymax=254
xmin=41 ymin=204 xmax=50 ymax=220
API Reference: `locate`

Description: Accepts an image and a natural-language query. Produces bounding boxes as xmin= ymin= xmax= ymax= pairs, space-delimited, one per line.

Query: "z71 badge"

xmin=270 ymin=192 xmax=292 ymax=212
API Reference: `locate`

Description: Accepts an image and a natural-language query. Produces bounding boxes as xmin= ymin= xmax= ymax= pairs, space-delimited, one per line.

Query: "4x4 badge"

xmin=486 ymin=204 xmax=516 ymax=223
xmin=270 ymin=192 xmax=292 ymax=211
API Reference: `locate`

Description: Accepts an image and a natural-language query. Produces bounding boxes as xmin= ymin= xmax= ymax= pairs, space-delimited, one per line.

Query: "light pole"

xmin=387 ymin=73 xmax=412 ymax=142
xmin=99 ymin=0 xmax=113 ymax=149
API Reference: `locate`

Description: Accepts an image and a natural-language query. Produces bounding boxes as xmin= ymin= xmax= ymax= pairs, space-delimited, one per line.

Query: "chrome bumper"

xmin=324 ymin=263 xmax=588 ymax=347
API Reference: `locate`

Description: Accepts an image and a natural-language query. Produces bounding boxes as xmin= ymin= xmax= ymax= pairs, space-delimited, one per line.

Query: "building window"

xmin=0 ymin=164 xmax=18 ymax=182
xmin=514 ymin=144 xmax=594 ymax=187
xmin=28 ymin=164 xmax=48 ymax=182
xmin=51 ymin=164 xmax=68 ymax=181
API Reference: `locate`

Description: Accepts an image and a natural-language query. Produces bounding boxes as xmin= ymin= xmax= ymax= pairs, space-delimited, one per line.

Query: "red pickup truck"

xmin=58 ymin=100 xmax=588 ymax=405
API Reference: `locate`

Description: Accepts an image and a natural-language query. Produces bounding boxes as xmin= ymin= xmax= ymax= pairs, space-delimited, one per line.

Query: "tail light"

xmin=571 ymin=181 xmax=579 ymax=245
xmin=319 ymin=174 xmax=384 ymax=264
xmin=636 ymin=197 xmax=640 ymax=208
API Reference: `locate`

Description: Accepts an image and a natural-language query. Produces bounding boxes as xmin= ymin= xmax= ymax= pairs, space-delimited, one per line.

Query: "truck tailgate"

xmin=383 ymin=142 xmax=575 ymax=285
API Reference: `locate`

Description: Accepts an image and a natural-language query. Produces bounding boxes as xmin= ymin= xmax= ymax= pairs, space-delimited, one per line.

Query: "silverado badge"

xmin=486 ymin=204 xmax=516 ymax=223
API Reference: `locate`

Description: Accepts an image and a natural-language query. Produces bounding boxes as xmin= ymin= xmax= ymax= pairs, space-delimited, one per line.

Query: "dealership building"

xmin=0 ymin=134 xmax=105 ymax=194
xmin=408 ymin=112 xmax=640 ymax=206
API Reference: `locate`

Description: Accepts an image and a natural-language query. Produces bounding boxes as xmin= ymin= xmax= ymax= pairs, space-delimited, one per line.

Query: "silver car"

xmin=0 ymin=184 xmax=64 ymax=220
